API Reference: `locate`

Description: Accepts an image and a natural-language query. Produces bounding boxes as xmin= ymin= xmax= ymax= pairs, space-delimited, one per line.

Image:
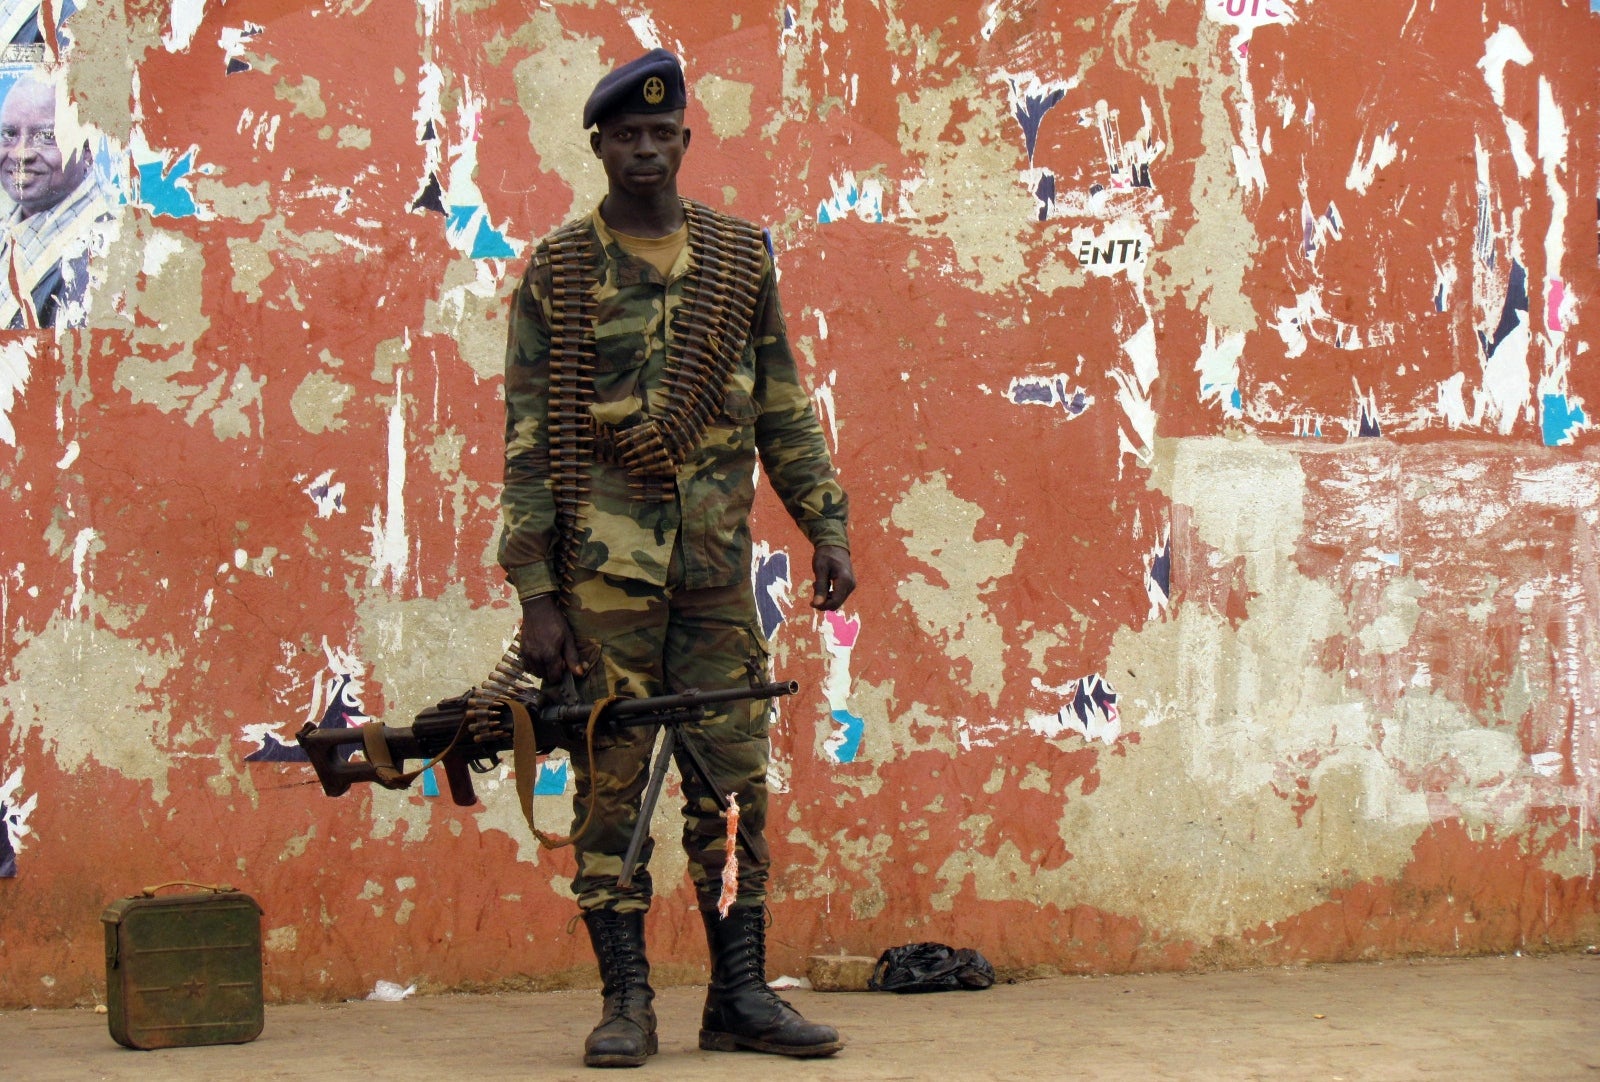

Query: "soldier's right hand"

xmin=518 ymin=594 xmax=585 ymax=681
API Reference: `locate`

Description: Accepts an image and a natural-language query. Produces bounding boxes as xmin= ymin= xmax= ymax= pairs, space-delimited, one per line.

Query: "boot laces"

xmin=596 ymin=919 xmax=651 ymax=1016
xmin=735 ymin=923 xmax=794 ymax=1009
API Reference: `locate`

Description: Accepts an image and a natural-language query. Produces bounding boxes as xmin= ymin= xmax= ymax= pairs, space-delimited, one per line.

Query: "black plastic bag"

xmin=868 ymin=942 xmax=995 ymax=993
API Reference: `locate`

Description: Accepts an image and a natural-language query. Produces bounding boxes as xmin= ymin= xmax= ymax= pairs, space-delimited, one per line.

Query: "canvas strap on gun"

xmin=356 ymin=676 xmax=618 ymax=851
xmin=358 ymin=721 xmax=442 ymax=791
xmin=510 ymin=692 xmax=618 ymax=850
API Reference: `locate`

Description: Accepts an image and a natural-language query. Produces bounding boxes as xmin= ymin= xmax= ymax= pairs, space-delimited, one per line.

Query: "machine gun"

xmin=295 ymin=638 xmax=797 ymax=886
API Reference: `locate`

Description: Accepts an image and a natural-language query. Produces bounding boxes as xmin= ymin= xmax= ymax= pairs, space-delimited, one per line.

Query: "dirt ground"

xmin=3 ymin=952 xmax=1596 ymax=1081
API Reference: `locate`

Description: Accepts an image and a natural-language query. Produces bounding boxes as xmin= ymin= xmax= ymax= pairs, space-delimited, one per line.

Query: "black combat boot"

xmin=581 ymin=908 xmax=657 ymax=1068
xmin=698 ymin=906 xmax=843 ymax=1057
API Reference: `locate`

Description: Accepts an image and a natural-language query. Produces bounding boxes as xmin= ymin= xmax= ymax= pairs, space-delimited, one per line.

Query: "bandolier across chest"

xmin=535 ymin=199 xmax=769 ymax=601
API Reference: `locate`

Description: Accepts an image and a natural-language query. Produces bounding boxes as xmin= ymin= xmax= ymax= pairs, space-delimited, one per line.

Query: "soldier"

xmin=499 ymin=49 xmax=855 ymax=1068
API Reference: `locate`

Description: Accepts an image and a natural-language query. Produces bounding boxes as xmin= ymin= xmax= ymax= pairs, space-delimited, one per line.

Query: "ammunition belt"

xmin=538 ymin=221 xmax=600 ymax=601
xmin=540 ymin=200 xmax=769 ymax=563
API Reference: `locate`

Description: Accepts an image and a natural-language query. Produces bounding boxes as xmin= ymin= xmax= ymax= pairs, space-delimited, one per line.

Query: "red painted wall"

xmin=1 ymin=0 xmax=1597 ymax=1007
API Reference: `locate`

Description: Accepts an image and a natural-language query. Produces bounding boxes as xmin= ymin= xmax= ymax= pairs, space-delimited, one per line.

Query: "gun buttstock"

xmin=295 ymin=722 xmax=373 ymax=798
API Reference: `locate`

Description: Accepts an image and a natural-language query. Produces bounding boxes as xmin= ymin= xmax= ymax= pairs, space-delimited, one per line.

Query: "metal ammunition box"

xmin=100 ymin=884 xmax=264 ymax=1050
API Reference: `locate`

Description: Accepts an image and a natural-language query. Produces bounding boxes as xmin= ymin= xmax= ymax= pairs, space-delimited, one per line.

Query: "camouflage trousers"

xmin=562 ymin=563 xmax=772 ymax=915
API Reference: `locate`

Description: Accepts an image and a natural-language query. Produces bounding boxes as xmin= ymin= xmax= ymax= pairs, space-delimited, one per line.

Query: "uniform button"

xmin=634 ymin=350 xmax=646 ymax=362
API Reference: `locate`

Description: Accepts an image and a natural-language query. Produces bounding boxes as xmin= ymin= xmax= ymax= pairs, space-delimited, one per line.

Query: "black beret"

xmin=583 ymin=48 xmax=687 ymax=129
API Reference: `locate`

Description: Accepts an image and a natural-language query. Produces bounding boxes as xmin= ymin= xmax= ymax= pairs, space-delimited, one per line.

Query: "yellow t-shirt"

xmin=611 ymin=223 xmax=689 ymax=279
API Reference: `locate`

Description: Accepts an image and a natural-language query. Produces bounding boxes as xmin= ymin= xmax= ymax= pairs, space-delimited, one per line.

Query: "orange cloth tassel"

xmin=716 ymin=794 xmax=740 ymax=918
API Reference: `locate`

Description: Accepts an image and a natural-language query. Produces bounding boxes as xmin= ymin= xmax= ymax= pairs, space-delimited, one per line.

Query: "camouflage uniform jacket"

xmin=499 ymin=204 xmax=849 ymax=600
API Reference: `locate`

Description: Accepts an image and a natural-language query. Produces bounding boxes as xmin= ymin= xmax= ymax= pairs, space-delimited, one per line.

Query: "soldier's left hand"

xmin=810 ymin=544 xmax=855 ymax=611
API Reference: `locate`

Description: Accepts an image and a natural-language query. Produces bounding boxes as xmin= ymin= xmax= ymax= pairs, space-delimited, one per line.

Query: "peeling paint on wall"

xmin=0 ymin=337 xmax=34 ymax=445
xmin=820 ymin=610 xmax=862 ymax=763
xmin=0 ymin=0 xmax=1597 ymax=1010
xmin=816 ymin=171 xmax=884 ymax=224
xmin=247 ymin=640 xmax=371 ymax=764
xmin=133 ymin=145 xmax=202 ymax=219
xmin=753 ymin=544 xmax=791 ymax=641
xmin=890 ymin=474 xmax=1023 ymax=710
xmin=0 ymin=767 xmax=34 ymax=877
xmin=1028 ymin=674 xmax=1120 ymax=744
xmin=5 ymin=615 xmax=181 ymax=801
xmin=1004 ymin=374 xmax=1093 ymax=419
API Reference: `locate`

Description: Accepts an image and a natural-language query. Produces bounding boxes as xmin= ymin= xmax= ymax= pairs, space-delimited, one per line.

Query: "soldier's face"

xmin=0 ymin=81 xmax=89 ymax=219
xmin=591 ymin=111 xmax=690 ymax=198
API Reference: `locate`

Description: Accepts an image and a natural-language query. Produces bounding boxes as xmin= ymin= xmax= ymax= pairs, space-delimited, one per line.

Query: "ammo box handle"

xmin=140 ymin=881 xmax=236 ymax=897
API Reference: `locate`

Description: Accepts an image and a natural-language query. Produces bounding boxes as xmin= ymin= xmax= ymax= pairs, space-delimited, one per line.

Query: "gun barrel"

xmin=539 ymin=680 xmax=799 ymax=726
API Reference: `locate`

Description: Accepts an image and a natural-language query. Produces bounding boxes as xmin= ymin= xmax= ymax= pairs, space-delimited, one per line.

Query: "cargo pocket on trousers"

xmin=569 ymin=638 xmax=625 ymax=749
xmin=740 ymin=623 xmax=774 ymax=741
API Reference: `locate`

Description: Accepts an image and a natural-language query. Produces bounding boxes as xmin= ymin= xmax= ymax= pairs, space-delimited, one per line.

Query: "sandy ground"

xmin=3 ymin=952 xmax=1596 ymax=1081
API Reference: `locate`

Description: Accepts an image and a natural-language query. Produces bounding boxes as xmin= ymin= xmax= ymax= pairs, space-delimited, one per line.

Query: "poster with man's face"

xmin=0 ymin=60 xmax=118 ymax=331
